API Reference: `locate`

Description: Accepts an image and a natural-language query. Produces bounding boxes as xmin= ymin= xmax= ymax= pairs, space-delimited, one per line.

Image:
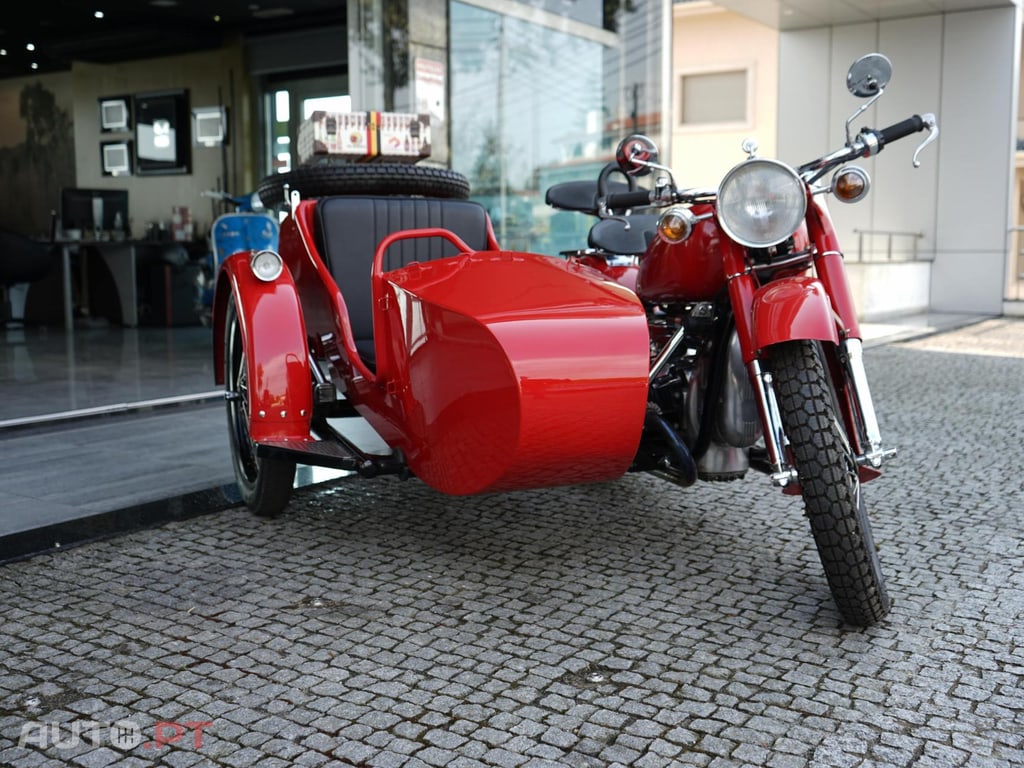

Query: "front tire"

xmin=771 ymin=340 xmax=891 ymax=626
xmin=224 ymin=297 xmax=296 ymax=517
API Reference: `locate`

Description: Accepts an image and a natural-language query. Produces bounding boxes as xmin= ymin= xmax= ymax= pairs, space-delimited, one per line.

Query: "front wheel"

xmin=224 ymin=297 xmax=296 ymax=517
xmin=771 ymin=340 xmax=891 ymax=626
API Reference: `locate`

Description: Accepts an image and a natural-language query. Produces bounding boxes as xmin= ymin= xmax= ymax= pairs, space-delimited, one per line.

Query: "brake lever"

xmin=912 ymin=113 xmax=939 ymax=168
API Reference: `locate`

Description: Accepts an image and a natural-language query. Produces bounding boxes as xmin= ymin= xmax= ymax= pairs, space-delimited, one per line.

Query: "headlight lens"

xmin=716 ymin=159 xmax=807 ymax=248
xmin=250 ymin=249 xmax=284 ymax=282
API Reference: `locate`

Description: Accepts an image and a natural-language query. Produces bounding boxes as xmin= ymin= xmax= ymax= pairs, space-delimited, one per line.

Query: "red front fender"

xmin=751 ymin=276 xmax=840 ymax=350
xmin=212 ymin=253 xmax=312 ymax=443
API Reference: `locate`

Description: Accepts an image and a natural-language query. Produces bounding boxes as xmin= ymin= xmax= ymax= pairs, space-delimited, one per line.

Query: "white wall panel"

xmin=778 ymin=6 xmax=1016 ymax=315
xmin=777 ymin=28 xmax=831 ymax=166
xmin=932 ymin=7 xmax=1017 ymax=313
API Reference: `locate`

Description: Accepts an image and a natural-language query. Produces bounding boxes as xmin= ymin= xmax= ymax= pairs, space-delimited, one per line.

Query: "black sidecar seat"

xmin=313 ymin=196 xmax=492 ymax=368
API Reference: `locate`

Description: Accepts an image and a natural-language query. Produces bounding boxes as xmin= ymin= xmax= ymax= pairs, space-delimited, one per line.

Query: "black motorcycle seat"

xmin=313 ymin=196 xmax=491 ymax=369
xmin=587 ymin=214 xmax=659 ymax=256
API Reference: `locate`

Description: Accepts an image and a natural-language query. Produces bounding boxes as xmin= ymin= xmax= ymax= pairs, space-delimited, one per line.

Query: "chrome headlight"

xmin=250 ymin=249 xmax=284 ymax=282
xmin=716 ymin=159 xmax=807 ymax=248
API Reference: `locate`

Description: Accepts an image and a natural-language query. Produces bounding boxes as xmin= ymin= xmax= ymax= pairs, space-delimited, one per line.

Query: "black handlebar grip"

xmin=877 ymin=115 xmax=925 ymax=147
xmin=604 ymin=190 xmax=653 ymax=210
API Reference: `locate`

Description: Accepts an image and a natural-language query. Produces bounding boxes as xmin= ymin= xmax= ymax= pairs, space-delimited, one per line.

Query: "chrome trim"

xmin=750 ymin=250 xmax=815 ymax=275
xmin=840 ymin=338 xmax=896 ymax=468
xmin=912 ymin=113 xmax=939 ymax=168
xmin=749 ymin=359 xmax=797 ymax=486
xmin=649 ymin=325 xmax=688 ymax=383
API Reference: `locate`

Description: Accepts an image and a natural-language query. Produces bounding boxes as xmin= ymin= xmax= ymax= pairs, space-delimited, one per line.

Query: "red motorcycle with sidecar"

xmin=213 ymin=53 xmax=938 ymax=626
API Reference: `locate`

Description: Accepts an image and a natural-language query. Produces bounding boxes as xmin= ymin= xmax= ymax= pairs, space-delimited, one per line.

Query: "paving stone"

xmin=1 ymin=336 xmax=1023 ymax=767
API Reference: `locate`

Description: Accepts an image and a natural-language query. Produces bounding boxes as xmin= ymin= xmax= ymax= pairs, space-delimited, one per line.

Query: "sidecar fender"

xmin=212 ymin=252 xmax=312 ymax=443
xmin=750 ymin=276 xmax=840 ymax=350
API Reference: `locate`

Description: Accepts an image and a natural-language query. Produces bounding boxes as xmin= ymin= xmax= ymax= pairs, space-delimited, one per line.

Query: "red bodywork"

xmin=629 ymin=196 xmax=855 ymax=361
xmin=214 ymin=199 xmax=650 ymax=496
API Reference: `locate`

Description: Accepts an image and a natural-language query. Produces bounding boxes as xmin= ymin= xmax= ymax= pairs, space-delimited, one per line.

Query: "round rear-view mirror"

xmin=846 ymin=53 xmax=893 ymax=98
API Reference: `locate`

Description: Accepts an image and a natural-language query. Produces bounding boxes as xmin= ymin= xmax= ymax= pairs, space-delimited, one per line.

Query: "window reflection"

xmin=450 ymin=0 xmax=663 ymax=255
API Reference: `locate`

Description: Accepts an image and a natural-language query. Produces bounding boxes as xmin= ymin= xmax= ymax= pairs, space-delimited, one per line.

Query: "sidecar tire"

xmin=257 ymin=163 xmax=471 ymax=208
xmin=770 ymin=340 xmax=891 ymax=627
xmin=224 ymin=298 xmax=296 ymax=518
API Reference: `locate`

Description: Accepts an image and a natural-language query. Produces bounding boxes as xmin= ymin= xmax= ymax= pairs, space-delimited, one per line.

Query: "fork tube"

xmin=749 ymin=359 xmax=796 ymax=486
xmin=841 ymin=338 xmax=885 ymax=461
xmin=725 ymin=245 xmax=796 ymax=487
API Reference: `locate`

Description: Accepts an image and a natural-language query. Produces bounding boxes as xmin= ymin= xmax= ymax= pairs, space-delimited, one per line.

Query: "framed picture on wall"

xmin=101 ymin=141 xmax=133 ymax=176
xmin=133 ymin=89 xmax=191 ymax=175
xmin=99 ymin=96 xmax=131 ymax=132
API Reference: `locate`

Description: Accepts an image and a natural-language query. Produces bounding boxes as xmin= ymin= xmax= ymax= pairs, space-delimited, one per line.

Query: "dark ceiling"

xmin=0 ymin=0 xmax=346 ymax=80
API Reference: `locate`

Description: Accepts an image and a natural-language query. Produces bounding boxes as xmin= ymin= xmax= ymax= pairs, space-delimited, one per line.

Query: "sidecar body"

xmin=212 ymin=188 xmax=651 ymax=512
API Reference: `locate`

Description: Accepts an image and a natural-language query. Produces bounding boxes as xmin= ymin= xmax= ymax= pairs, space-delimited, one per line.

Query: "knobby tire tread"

xmin=771 ymin=340 xmax=891 ymax=626
xmin=257 ymin=163 xmax=471 ymax=208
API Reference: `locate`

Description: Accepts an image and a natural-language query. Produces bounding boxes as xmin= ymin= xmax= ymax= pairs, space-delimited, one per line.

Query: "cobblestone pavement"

xmin=1 ymin=320 xmax=1022 ymax=768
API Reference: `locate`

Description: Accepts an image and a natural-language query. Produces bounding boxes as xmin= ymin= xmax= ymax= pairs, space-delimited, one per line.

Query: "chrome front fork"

xmin=840 ymin=337 xmax=897 ymax=469
xmin=750 ymin=337 xmax=896 ymax=488
xmin=749 ymin=358 xmax=797 ymax=487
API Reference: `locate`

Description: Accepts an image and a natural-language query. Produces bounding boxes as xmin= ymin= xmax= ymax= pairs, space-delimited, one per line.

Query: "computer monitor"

xmin=99 ymin=97 xmax=130 ymax=131
xmin=193 ymin=106 xmax=226 ymax=146
xmin=60 ymin=188 xmax=130 ymax=236
xmin=101 ymin=142 xmax=132 ymax=176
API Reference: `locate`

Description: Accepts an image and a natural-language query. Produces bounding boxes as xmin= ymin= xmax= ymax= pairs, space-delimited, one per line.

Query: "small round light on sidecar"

xmin=250 ymin=249 xmax=284 ymax=282
xmin=658 ymin=207 xmax=696 ymax=243
xmin=831 ymin=166 xmax=871 ymax=204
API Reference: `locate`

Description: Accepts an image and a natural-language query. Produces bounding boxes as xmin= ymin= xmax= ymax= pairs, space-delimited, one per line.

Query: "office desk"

xmin=56 ymin=239 xmax=196 ymax=331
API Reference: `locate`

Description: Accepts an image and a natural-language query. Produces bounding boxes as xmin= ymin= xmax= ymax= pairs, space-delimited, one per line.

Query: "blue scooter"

xmin=197 ymin=191 xmax=280 ymax=326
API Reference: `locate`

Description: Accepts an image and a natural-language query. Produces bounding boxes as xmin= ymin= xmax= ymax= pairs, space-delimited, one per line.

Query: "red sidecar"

xmin=212 ymin=164 xmax=651 ymax=516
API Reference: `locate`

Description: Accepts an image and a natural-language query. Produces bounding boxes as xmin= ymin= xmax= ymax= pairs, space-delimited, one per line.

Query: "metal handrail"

xmin=851 ymin=228 xmax=927 ymax=262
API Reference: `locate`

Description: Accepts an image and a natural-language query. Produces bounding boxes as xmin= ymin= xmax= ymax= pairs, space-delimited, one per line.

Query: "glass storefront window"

xmin=450 ymin=0 xmax=664 ymax=256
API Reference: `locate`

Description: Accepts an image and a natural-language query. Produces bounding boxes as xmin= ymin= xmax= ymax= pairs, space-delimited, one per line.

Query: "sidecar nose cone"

xmin=250 ymin=249 xmax=284 ymax=281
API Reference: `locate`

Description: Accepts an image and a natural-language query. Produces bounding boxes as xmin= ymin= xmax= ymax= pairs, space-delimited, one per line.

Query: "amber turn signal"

xmin=831 ymin=166 xmax=870 ymax=204
xmin=658 ymin=207 xmax=696 ymax=243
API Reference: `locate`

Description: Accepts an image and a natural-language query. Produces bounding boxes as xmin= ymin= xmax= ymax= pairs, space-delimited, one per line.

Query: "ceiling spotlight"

xmin=26 ymin=43 xmax=36 ymax=52
xmin=0 ymin=49 xmax=7 ymax=57
xmin=94 ymin=10 xmax=105 ymax=19
xmin=31 ymin=63 xmax=39 ymax=70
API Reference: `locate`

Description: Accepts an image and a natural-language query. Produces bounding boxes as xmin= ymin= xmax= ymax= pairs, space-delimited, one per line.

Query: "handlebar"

xmin=590 ymin=112 xmax=938 ymax=216
xmin=876 ymin=114 xmax=925 ymax=147
xmin=799 ymin=112 xmax=937 ymax=182
xmin=603 ymin=189 xmax=654 ymax=211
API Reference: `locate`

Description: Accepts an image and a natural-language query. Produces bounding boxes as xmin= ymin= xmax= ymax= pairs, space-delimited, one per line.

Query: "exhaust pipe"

xmin=645 ymin=410 xmax=698 ymax=487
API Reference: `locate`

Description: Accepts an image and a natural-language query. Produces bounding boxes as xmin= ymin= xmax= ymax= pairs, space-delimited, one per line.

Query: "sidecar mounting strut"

xmin=257 ymin=417 xmax=406 ymax=478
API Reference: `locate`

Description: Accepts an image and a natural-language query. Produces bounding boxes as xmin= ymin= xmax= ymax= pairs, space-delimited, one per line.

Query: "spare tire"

xmin=257 ymin=163 xmax=471 ymax=208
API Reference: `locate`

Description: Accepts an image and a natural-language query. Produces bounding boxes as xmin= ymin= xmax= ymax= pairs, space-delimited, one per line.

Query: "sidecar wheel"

xmin=257 ymin=162 xmax=471 ymax=208
xmin=224 ymin=298 xmax=296 ymax=517
xmin=770 ymin=340 xmax=891 ymax=627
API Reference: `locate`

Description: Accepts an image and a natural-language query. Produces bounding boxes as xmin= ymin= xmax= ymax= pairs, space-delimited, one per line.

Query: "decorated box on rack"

xmin=297 ymin=111 xmax=373 ymax=163
xmin=297 ymin=111 xmax=431 ymax=165
xmin=372 ymin=112 xmax=431 ymax=162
